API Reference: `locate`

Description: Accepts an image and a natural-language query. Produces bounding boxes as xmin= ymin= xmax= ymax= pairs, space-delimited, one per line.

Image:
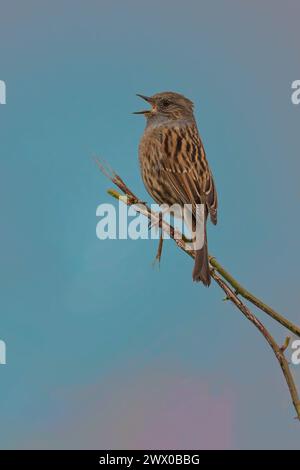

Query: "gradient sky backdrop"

xmin=0 ymin=0 xmax=300 ymax=449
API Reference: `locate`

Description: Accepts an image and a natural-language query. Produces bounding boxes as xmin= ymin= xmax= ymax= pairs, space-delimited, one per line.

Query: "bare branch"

xmin=212 ymin=272 xmax=300 ymax=420
xmin=96 ymin=160 xmax=300 ymax=419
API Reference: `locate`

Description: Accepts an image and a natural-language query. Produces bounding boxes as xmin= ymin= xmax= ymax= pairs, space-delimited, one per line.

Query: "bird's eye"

xmin=161 ymin=99 xmax=171 ymax=107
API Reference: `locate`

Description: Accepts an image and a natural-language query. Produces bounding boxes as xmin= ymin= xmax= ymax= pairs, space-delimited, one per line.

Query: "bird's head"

xmin=134 ymin=91 xmax=194 ymax=124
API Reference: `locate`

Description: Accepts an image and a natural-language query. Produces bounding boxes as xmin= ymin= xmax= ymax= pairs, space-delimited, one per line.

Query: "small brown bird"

xmin=135 ymin=91 xmax=217 ymax=286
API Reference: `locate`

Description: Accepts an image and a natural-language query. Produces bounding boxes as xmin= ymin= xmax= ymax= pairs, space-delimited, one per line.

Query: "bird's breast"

xmin=138 ymin=130 xmax=180 ymax=206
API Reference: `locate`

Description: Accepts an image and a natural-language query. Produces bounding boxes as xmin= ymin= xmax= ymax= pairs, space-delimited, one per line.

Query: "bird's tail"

xmin=192 ymin=219 xmax=211 ymax=286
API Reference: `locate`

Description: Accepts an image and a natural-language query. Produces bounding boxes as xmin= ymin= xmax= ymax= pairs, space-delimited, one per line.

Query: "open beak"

xmin=133 ymin=94 xmax=154 ymax=114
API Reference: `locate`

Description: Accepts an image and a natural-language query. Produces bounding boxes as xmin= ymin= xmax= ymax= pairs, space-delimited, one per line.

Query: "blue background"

xmin=0 ymin=0 xmax=299 ymax=449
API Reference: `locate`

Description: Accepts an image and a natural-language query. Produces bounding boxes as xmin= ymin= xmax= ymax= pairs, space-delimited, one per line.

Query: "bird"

xmin=134 ymin=91 xmax=217 ymax=286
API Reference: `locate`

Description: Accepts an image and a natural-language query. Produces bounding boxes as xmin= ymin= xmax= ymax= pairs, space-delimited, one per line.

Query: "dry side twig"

xmin=95 ymin=159 xmax=300 ymax=420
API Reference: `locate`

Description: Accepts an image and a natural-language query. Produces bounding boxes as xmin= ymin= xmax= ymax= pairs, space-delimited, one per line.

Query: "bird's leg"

xmin=152 ymin=228 xmax=164 ymax=267
xmin=149 ymin=208 xmax=192 ymax=263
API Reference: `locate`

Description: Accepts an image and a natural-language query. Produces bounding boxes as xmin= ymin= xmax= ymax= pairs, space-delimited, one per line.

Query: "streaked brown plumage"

xmin=135 ymin=91 xmax=217 ymax=286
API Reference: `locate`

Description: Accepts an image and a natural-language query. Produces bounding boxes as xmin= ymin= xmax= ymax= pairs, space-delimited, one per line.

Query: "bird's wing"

xmin=155 ymin=123 xmax=218 ymax=224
